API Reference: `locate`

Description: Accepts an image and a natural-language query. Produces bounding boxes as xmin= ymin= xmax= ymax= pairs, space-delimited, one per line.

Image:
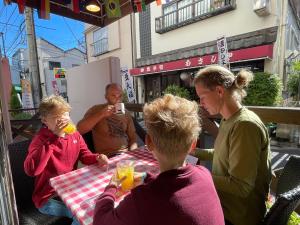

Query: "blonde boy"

xmin=24 ymin=95 xmax=108 ymax=225
xmin=93 ymin=94 xmax=224 ymax=225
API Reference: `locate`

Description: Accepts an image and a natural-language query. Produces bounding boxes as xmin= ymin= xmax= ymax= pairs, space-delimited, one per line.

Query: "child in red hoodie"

xmin=24 ymin=95 xmax=108 ymax=225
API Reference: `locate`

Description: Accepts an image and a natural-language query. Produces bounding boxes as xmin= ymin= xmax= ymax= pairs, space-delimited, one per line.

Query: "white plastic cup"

xmin=115 ymin=103 xmax=125 ymax=115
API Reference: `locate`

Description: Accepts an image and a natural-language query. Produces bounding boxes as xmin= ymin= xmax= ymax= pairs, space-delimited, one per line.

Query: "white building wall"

xmin=85 ymin=15 xmax=134 ymax=69
xmin=135 ymin=0 xmax=278 ymax=58
xmin=36 ymin=38 xmax=86 ymax=97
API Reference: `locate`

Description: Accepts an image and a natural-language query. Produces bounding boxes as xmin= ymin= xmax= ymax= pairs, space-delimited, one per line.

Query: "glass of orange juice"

xmin=63 ymin=122 xmax=76 ymax=134
xmin=116 ymin=160 xmax=134 ymax=192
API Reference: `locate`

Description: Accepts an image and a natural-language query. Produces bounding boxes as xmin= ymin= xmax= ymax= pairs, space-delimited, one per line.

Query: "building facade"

xmin=83 ymin=0 xmax=300 ymax=104
xmin=84 ymin=15 xmax=137 ymax=95
xmin=130 ymin=0 xmax=300 ymax=103
xmin=11 ymin=38 xmax=86 ymax=99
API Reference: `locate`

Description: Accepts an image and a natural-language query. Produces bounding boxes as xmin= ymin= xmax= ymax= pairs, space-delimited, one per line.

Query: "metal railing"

xmin=155 ymin=0 xmax=236 ymax=34
xmin=90 ymin=38 xmax=108 ymax=57
xmin=125 ymin=104 xmax=300 ymax=125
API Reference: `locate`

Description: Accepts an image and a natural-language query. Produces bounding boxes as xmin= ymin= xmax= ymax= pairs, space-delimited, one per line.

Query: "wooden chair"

xmin=8 ymin=140 xmax=72 ymax=225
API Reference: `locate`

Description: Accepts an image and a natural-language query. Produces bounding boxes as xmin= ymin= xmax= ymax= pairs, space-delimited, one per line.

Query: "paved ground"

xmin=271 ymin=145 xmax=300 ymax=170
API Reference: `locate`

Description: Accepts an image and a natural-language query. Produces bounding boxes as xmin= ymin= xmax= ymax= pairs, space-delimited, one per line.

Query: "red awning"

xmin=130 ymin=44 xmax=273 ymax=76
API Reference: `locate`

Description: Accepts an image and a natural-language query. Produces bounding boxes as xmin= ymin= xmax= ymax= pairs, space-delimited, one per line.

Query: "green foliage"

xmin=287 ymin=61 xmax=300 ymax=98
xmin=243 ymin=72 xmax=282 ymax=106
xmin=287 ymin=212 xmax=300 ymax=225
xmin=292 ymin=61 xmax=300 ymax=71
xmin=13 ymin=112 xmax=32 ymax=120
xmin=10 ymin=87 xmax=22 ymax=118
xmin=164 ymin=85 xmax=191 ymax=100
xmin=10 ymin=87 xmax=22 ymax=110
xmin=122 ymin=89 xmax=129 ymax=103
xmin=287 ymin=74 xmax=299 ymax=97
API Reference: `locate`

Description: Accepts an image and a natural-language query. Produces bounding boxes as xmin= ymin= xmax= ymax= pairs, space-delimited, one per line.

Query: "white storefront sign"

xmin=121 ymin=67 xmax=136 ymax=102
xmin=21 ymin=79 xmax=34 ymax=109
xmin=217 ymin=36 xmax=229 ymax=66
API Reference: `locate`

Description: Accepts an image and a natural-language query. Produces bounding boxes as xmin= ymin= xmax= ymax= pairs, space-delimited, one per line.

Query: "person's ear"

xmin=215 ymin=85 xmax=224 ymax=97
xmin=145 ymin=134 xmax=153 ymax=151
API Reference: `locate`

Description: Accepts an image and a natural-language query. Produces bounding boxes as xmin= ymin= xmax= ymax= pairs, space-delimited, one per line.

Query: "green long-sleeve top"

xmin=195 ymin=107 xmax=271 ymax=225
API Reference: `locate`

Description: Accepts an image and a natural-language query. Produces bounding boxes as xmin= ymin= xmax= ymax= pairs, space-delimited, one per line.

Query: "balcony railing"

xmin=90 ymin=38 xmax=108 ymax=57
xmin=155 ymin=0 xmax=236 ymax=34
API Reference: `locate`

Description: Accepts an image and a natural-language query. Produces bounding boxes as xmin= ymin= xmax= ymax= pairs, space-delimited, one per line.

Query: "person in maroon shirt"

xmin=93 ymin=94 xmax=224 ymax=225
xmin=24 ymin=95 xmax=108 ymax=225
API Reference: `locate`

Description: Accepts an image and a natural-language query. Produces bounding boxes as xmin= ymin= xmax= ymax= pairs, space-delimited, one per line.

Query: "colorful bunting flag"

xmin=38 ymin=0 xmax=50 ymax=20
xmin=105 ymin=0 xmax=121 ymax=18
xmin=16 ymin=0 xmax=25 ymax=14
xmin=69 ymin=0 xmax=80 ymax=14
xmin=132 ymin=0 xmax=146 ymax=12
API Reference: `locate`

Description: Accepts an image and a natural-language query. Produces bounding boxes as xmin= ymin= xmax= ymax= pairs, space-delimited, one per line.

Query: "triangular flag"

xmin=69 ymin=0 xmax=80 ymax=14
xmin=156 ymin=0 xmax=161 ymax=6
xmin=133 ymin=0 xmax=146 ymax=12
xmin=3 ymin=0 xmax=12 ymax=5
xmin=38 ymin=0 xmax=50 ymax=20
xmin=105 ymin=0 xmax=121 ymax=18
xmin=16 ymin=0 xmax=25 ymax=14
xmin=141 ymin=0 xmax=146 ymax=11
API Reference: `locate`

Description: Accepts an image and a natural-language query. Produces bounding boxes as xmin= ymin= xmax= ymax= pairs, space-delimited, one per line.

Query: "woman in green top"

xmin=193 ymin=65 xmax=271 ymax=225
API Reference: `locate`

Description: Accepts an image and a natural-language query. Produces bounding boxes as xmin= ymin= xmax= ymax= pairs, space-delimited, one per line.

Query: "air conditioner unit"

xmin=253 ymin=0 xmax=270 ymax=16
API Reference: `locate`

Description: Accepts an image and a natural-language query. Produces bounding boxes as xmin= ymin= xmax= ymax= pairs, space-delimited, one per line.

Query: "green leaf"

xmin=164 ymin=85 xmax=191 ymax=100
xmin=243 ymin=72 xmax=283 ymax=106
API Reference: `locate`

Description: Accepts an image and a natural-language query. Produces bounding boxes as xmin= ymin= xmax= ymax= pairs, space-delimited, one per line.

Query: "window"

xmin=92 ymin=27 xmax=108 ymax=56
xmin=48 ymin=61 xmax=61 ymax=70
xmin=156 ymin=0 xmax=235 ymax=34
xmin=287 ymin=26 xmax=300 ymax=51
xmin=178 ymin=0 xmax=193 ymax=23
xmin=163 ymin=3 xmax=177 ymax=27
xmin=195 ymin=0 xmax=211 ymax=16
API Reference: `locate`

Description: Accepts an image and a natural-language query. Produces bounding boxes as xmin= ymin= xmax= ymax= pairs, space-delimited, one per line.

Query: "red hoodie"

xmin=24 ymin=127 xmax=98 ymax=208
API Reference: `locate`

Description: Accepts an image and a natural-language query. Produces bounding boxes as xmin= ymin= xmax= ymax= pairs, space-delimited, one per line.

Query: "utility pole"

xmin=0 ymin=32 xmax=6 ymax=57
xmin=25 ymin=7 xmax=42 ymax=107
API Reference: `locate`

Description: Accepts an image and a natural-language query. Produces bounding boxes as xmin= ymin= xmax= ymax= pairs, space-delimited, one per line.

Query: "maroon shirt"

xmin=94 ymin=164 xmax=224 ymax=225
xmin=24 ymin=127 xmax=98 ymax=208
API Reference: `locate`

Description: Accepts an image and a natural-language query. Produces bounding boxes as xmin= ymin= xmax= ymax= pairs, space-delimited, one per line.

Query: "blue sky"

xmin=0 ymin=1 xmax=85 ymax=61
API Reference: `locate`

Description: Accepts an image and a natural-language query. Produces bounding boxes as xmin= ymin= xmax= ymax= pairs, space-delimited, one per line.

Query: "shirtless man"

xmin=77 ymin=83 xmax=138 ymax=156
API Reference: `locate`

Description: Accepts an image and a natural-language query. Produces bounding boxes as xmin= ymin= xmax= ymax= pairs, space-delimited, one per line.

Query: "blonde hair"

xmin=39 ymin=95 xmax=71 ymax=118
xmin=194 ymin=65 xmax=253 ymax=102
xmin=143 ymin=94 xmax=201 ymax=159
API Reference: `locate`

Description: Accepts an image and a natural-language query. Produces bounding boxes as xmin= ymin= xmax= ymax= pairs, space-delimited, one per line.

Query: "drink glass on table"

xmin=116 ymin=160 xmax=134 ymax=191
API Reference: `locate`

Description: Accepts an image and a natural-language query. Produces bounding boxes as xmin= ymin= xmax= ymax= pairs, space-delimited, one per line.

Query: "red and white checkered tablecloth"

xmin=50 ymin=147 xmax=158 ymax=225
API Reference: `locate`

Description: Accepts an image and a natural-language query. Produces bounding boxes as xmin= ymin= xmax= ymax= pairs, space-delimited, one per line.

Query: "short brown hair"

xmin=39 ymin=95 xmax=71 ymax=118
xmin=143 ymin=94 xmax=201 ymax=159
xmin=194 ymin=65 xmax=253 ymax=102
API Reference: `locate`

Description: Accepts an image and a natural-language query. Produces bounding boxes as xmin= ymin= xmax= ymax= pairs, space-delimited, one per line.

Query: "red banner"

xmin=130 ymin=44 xmax=273 ymax=76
